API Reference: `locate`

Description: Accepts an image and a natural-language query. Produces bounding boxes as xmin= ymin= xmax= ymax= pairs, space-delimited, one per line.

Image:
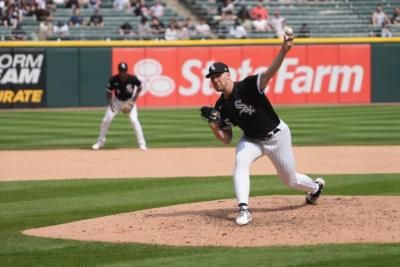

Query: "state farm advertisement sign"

xmin=113 ymin=44 xmax=370 ymax=106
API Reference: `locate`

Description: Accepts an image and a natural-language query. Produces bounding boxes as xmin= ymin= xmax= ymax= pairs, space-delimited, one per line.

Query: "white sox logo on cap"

xmin=118 ymin=62 xmax=128 ymax=72
xmin=206 ymin=62 xmax=230 ymax=78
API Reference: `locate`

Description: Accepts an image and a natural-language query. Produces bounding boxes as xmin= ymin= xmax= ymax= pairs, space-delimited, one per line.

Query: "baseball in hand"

xmin=284 ymin=26 xmax=294 ymax=37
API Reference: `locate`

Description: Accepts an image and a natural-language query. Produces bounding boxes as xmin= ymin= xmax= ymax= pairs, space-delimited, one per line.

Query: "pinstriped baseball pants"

xmin=233 ymin=120 xmax=318 ymax=206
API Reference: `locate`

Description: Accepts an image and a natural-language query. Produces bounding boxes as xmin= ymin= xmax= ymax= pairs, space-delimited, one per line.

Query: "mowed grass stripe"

xmin=1 ymin=174 xmax=400 ymax=228
xmin=0 ymin=105 xmax=399 ymax=149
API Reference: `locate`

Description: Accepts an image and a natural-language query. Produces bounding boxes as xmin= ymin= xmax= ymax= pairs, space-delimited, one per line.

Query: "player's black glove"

xmin=200 ymin=106 xmax=221 ymax=124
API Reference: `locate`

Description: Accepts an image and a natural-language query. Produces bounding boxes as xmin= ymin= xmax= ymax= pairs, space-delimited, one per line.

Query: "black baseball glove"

xmin=200 ymin=106 xmax=221 ymax=124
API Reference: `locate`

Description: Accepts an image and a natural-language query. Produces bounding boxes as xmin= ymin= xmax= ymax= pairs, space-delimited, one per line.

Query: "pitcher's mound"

xmin=23 ymin=196 xmax=400 ymax=247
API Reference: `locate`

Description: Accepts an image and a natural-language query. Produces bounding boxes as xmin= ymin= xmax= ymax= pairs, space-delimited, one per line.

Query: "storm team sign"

xmin=0 ymin=49 xmax=46 ymax=108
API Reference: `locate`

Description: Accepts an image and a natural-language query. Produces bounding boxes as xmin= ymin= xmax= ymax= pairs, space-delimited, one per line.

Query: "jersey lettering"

xmin=234 ymin=99 xmax=255 ymax=115
xmin=126 ymin=84 xmax=133 ymax=94
xmin=108 ymin=75 xmax=141 ymax=101
xmin=223 ymin=118 xmax=233 ymax=127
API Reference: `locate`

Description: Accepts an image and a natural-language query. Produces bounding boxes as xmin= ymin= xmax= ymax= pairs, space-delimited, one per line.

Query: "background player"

xmin=201 ymin=36 xmax=325 ymax=226
xmin=92 ymin=62 xmax=147 ymax=151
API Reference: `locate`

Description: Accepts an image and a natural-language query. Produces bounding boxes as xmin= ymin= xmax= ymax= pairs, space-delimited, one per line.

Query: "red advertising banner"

xmin=113 ymin=44 xmax=370 ymax=107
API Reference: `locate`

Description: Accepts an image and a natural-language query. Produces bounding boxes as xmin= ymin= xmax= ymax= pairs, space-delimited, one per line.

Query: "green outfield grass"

xmin=1 ymin=174 xmax=400 ymax=267
xmin=0 ymin=105 xmax=399 ymax=149
xmin=1 ymin=105 xmax=400 ymax=266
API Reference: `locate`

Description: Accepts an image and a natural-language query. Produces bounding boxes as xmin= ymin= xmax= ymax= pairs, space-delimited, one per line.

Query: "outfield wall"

xmin=0 ymin=38 xmax=399 ymax=108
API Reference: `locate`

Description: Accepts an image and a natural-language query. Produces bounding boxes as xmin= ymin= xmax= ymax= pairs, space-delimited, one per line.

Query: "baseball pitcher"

xmin=201 ymin=36 xmax=325 ymax=226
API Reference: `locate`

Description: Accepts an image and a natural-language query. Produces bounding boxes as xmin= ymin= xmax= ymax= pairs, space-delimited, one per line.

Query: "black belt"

xmin=265 ymin=128 xmax=281 ymax=138
xmin=249 ymin=128 xmax=281 ymax=142
xmin=254 ymin=128 xmax=281 ymax=141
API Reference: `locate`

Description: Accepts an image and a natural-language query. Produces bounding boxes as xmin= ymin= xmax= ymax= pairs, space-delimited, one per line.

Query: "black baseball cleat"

xmin=305 ymin=178 xmax=325 ymax=205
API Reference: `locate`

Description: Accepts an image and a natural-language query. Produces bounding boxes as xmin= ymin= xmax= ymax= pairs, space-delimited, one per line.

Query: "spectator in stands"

xmin=180 ymin=17 xmax=197 ymax=37
xmin=11 ymin=23 xmax=27 ymax=40
xmin=176 ymin=21 xmax=190 ymax=40
xmin=113 ymin=0 xmax=130 ymax=11
xmin=35 ymin=0 xmax=51 ymax=21
xmin=19 ymin=0 xmax=36 ymax=17
xmin=88 ymin=8 xmax=103 ymax=27
xmin=178 ymin=17 xmax=196 ymax=40
xmin=218 ymin=0 xmax=234 ymax=15
xmin=391 ymin=7 xmax=400 ymax=25
xmin=229 ymin=19 xmax=247 ymax=39
xmin=38 ymin=18 xmax=53 ymax=39
xmin=236 ymin=4 xmax=252 ymax=31
xmin=78 ymin=0 xmax=89 ymax=8
xmin=195 ymin=17 xmax=211 ymax=38
xmin=0 ymin=0 xmax=5 ymax=15
xmin=2 ymin=4 xmax=21 ymax=27
xmin=53 ymin=0 xmax=65 ymax=5
xmin=88 ymin=0 xmax=101 ymax=10
xmin=69 ymin=7 xmax=84 ymax=26
xmin=381 ymin=21 xmax=392 ymax=37
xmin=137 ymin=16 xmax=152 ymax=37
xmin=119 ymin=21 xmax=134 ymax=36
xmin=66 ymin=0 xmax=79 ymax=9
xmin=132 ymin=0 xmax=149 ymax=17
xmin=53 ymin=20 xmax=69 ymax=37
xmin=218 ymin=0 xmax=236 ymax=21
xmin=371 ymin=5 xmax=391 ymax=37
xmin=252 ymin=14 xmax=270 ymax=32
xmin=372 ymin=5 xmax=390 ymax=28
xmin=46 ymin=0 xmax=57 ymax=12
xmin=149 ymin=0 xmax=164 ymax=19
xmin=250 ymin=0 xmax=268 ymax=20
xmin=269 ymin=11 xmax=286 ymax=38
xmin=21 ymin=1 xmax=34 ymax=16
xmin=297 ymin=23 xmax=310 ymax=38
xmin=165 ymin=19 xmax=178 ymax=40
xmin=35 ymin=0 xmax=46 ymax=12
xmin=149 ymin=16 xmax=165 ymax=37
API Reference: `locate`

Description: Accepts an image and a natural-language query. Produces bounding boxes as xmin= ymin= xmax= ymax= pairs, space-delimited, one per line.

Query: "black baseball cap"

xmin=205 ymin=62 xmax=230 ymax=78
xmin=118 ymin=62 xmax=128 ymax=72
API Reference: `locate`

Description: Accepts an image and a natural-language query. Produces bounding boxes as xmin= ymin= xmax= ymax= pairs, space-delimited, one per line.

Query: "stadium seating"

xmin=1 ymin=0 xmax=399 ymax=40
xmin=181 ymin=0 xmax=400 ymax=38
xmin=1 ymin=0 xmax=183 ymax=40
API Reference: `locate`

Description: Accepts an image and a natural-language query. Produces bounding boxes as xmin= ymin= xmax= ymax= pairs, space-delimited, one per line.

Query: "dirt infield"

xmin=2 ymin=146 xmax=400 ymax=180
xmin=7 ymin=146 xmax=400 ymax=247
